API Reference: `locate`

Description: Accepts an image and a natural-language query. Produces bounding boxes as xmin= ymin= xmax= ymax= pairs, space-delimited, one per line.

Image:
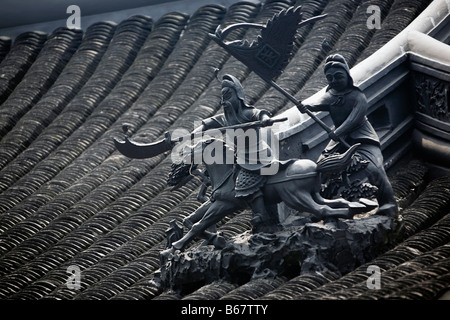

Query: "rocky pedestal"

xmin=158 ymin=211 xmax=399 ymax=292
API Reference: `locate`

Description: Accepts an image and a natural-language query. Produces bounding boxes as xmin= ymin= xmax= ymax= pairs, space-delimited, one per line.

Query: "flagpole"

xmin=268 ymin=79 xmax=351 ymax=148
xmin=208 ymin=6 xmax=349 ymax=149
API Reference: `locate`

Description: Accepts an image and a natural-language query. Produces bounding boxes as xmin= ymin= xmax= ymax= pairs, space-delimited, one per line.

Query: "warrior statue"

xmin=297 ymin=54 xmax=398 ymax=217
xmin=190 ymin=74 xmax=275 ymax=230
xmin=114 ymin=7 xmax=386 ymax=255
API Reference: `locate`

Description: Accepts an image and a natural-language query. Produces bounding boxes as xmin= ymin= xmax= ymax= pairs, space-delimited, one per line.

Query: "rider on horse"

xmin=192 ymin=74 xmax=275 ymax=229
xmin=297 ymin=54 xmax=398 ymax=217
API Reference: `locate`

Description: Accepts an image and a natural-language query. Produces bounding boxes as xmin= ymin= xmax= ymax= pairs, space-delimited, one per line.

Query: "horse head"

xmin=167 ymin=137 xmax=235 ymax=195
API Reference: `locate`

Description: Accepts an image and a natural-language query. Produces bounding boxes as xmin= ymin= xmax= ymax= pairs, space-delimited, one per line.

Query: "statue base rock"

xmin=158 ymin=211 xmax=399 ymax=293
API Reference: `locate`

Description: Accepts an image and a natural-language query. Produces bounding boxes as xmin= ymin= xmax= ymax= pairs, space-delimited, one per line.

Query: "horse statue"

xmin=163 ymin=138 xmax=377 ymax=253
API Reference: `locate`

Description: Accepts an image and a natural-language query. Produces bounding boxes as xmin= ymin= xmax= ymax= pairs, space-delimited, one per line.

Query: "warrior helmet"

xmin=221 ymin=74 xmax=245 ymax=102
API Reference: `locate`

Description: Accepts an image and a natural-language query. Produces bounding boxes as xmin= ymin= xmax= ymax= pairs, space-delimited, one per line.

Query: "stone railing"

xmin=410 ymin=34 xmax=450 ymax=172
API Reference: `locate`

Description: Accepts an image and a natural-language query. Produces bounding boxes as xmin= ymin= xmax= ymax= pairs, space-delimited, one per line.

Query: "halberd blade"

xmin=114 ymin=132 xmax=173 ymax=159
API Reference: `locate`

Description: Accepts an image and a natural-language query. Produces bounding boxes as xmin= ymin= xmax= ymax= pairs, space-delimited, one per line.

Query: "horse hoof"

xmin=348 ymin=202 xmax=365 ymax=209
xmin=172 ymin=239 xmax=184 ymax=251
xmin=348 ymin=202 xmax=367 ymax=215
xmin=377 ymin=203 xmax=398 ymax=217
xmin=160 ymin=247 xmax=176 ymax=262
xmin=348 ymin=198 xmax=378 ymax=215
xmin=213 ymin=235 xmax=227 ymax=250
xmin=359 ymin=198 xmax=378 ymax=210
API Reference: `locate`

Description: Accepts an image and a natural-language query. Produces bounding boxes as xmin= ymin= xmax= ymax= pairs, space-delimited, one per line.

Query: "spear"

xmin=114 ymin=118 xmax=287 ymax=159
xmin=209 ymin=6 xmax=350 ymax=148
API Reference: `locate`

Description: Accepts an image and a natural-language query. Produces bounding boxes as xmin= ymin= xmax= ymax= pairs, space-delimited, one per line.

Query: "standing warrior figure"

xmin=298 ymin=54 xmax=398 ymax=217
xmin=192 ymin=74 xmax=275 ymax=230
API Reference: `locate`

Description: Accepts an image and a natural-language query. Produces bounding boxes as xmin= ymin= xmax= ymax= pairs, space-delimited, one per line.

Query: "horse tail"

xmin=316 ymin=143 xmax=360 ymax=174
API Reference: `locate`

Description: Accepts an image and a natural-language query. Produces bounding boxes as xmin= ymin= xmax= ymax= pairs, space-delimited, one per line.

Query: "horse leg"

xmin=309 ymin=170 xmax=376 ymax=214
xmin=312 ymin=182 xmax=378 ymax=215
xmin=278 ymin=186 xmax=322 ymax=220
xmin=183 ymin=202 xmax=210 ymax=229
xmin=314 ymin=192 xmax=378 ymax=214
xmin=279 ymin=178 xmax=355 ymax=220
xmin=305 ymin=193 xmax=356 ymax=219
xmin=313 ymin=191 xmax=358 ymax=208
xmin=172 ymin=200 xmax=237 ymax=251
xmin=183 ymin=202 xmax=218 ymax=244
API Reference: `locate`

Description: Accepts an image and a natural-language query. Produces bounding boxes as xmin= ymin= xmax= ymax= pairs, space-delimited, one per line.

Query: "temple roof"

xmin=0 ymin=0 xmax=449 ymax=301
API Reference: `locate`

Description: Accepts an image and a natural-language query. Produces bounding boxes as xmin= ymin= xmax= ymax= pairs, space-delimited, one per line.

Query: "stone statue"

xmin=161 ymin=73 xmax=376 ymax=254
xmin=191 ymin=74 xmax=275 ymax=231
xmin=113 ymin=6 xmax=399 ymax=291
xmin=297 ymin=54 xmax=398 ymax=217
